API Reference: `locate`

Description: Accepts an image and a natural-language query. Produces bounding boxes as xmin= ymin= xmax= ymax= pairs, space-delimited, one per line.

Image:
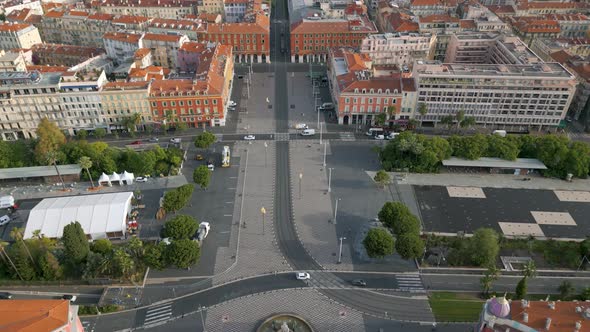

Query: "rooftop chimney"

xmin=545 ymin=317 xmax=552 ymax=330
xmin=575 ymin=321 xmax=582 ymax=332
xmin=522 ymin=313 xmax=528 ymax=323
xmin=548 ymin=301 xmax=556 ymax=310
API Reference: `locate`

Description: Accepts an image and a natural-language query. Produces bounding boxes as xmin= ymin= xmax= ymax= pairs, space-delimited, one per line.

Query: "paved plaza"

xmin=286 ymin=72 xmax=331 ymax=134
xmin=415 ymin=185 xmax=590 ymax=239
xmin=204 ymin=288 xmax=366 ymax=332
xmin=236 ymin=72 xmax=276 ymax=134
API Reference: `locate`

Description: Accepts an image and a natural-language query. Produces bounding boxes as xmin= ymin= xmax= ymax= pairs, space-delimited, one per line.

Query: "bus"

xmin=222 ymin=146 xmax=230 ymax=167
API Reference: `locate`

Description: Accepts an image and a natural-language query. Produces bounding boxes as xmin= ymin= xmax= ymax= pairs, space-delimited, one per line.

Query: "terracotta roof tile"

xmin=88 ymin=13 xmax=115 ymax=21
xmin=0 ymin=22 xmax=35 ymax=32
xmin=411 ymin=0 xmax=441 ymax=6
xmin=550 ymin=50 xmax=574 ymax=64
xmin=24 ymin=14 xmax=42 ymax=24
xmin=420 ymin=14 xmax=460 ymax=23
xmin=67 ymin=10 xmax=89 ymax=16
xmin=143 ymin=33 xmax=184 ymax=42
xmin=291 ymin=17 xmax=377 ymax=34
xmin=510 ymin=301 xmax=590 ymax=332
xmin=179 ymin=41 xmax=207 ymax=53
xmin=103 ymin=81 xmax=150 ymax=90
xmin=112 ymin=15 xmax=150 ymax=24
xmin=0 ymin=300 xmax=71 ymax=332
xmin=402 ymin=77 xmax=417 ymax=92
xmin=103 ymin=32 xmax=143 ymax=44
xmin=26 ymin=65 xmax=70 ymax=73
xmin=134 ymin=48 xmax=151 ymax=58
xmin=6 ymin=8 xmax=31 ymax=22
xmin=44 ymin=9 xmax=65 ymax=18
xmin=486 ymin=5 xmax=515 ymax=14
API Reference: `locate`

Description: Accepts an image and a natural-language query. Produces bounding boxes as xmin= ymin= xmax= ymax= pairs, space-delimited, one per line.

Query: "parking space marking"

xmin=499 ymin=222 xmax=545 ymax=237
xmin=553 ymin=190 xmax=590 ymax=202
xmin=446 ymin=186 xmax=486 ymax=198
xmin=531 ymin=211 xmax=576 ymax=226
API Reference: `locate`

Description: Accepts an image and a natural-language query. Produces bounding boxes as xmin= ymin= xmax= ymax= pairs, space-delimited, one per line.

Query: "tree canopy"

xmin=165 ymin=239 xmax=200 ymax=269
xmin=162 ymin=215 xmax=198 ymax=240
xmin=194 ymin=132 xmax=217 ymax=149
xmin=469 ymin=228 xmax=500 ymax=267
xmin=395 ymin=233 xmax=425 ymax=260
xmin=193 ymin=165 xmax=211 ymax=189
xmin=363 ymin=228 xmax=394 ymax=258
xmin=62 ymin=221 xmax=90 ymax=264
xmin=163 ymin=184 xmax=195 ymax=213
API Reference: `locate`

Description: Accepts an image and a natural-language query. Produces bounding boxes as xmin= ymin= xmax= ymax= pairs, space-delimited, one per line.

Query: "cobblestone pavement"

xmin=398 ymin=171 xmax=590 ymax=191
xmin=213 ymin=141 xmax=290 ymax=285
xmin=286 ymin=72 xmax=330 ymax=134
xmin=205 ymin=288 xmax=366 ymax=332
xmin=237 ymin=72 xmax=276 ymax=134
xmin=289 ymin=140 xmax=352 ymax=271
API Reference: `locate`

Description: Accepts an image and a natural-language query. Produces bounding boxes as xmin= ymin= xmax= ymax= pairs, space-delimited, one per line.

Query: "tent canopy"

xmin=24 ymin=192 xmax=133 ymax=240
xmin=98 ymin=172 xmax=110 ymax=184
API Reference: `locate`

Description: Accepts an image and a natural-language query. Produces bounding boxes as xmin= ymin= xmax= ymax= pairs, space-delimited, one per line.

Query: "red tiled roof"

xmin=179 ymin=41 xmax=207 ymax=53
xmin=411 ymin=0 xmax=441 ymax=6
xmin=0 ymin=22 xmax=34 ymax=32
xmin=486 ymin=5 xmax=515 ymax=14
xmin=6 ymin=8 xmax=31 ymax=22
xmin=0 ymin=300 xmax=71 ymax=332
xmin=142 ymin=33 xmax=184 ymax=42
xmin=549 ymin=50 xmax=574 ymax=64
xmin=134 ymin=48 xmax=151 ymax=58
xmin=112 ymin=15 xmax=150 ymax=24
xmin=88 ymin=13 xmax=115 ymax=21
xmin=402 ymin=77 xmax=417 ymax=92
xmin=510 ymin=301 xmax=590 ymax=332
xmin=510 ymin=17 xmax=560 ymax=33
xmin=543 ymin=14 xmax=589 ymax=21
xmin=67 ymin=10 xmax=89 ymax=17
xmin=103 ymin=32 xmax=143 ymax=44
xmin=26 ymin=65 xmax=70 ymax=73
xmin=291 ymin=17 xmax=377 ymax=34
xmin=460 ymin=19 xmax=476 ymax=29
xmin=44 ymin=9 xmax=65 ymax=18
xmin=420 ymin=14 xmax=460 ymax=23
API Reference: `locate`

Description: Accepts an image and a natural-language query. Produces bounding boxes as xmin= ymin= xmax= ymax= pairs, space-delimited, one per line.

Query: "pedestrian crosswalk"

xmin=275 ymin=132 xmax=290 ymax=141
xmin=143 ymin=303 xmax=173 ymax=327
xmin=339 ymin=132 xmax=355 ymax=141
xmin=396 ymin=274 xmax=425 ymax=293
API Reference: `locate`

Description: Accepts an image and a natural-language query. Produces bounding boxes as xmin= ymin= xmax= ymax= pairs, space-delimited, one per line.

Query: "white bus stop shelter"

xmin=24 ymin=192 xmax=134 ymax=240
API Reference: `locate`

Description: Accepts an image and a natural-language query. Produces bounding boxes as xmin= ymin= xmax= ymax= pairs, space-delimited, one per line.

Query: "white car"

xmin=385 ymin=133 xmax=400 ymax=140
xmin=207 ymin=163 xmax=215 ymax=171
xmin=170 ymin=138 xmax=182 ymax=144
xmin=135 ymin=177 xmax=148 ymax=183
xmin=295 ymin=272 xmax=311 ymax=280
xmin=244 ymin=135 xmax=256 ymax=140
xmin=0 ymin=215 xmax=10 ymax=226
xmin=374 ymin=134 xmax=385 ymax=140
xmin=228 ymin=100 xmax=237 ymax=107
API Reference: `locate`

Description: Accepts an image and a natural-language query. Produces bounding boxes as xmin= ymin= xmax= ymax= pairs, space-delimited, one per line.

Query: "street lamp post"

xmin=260 ymin=206 xmax=266 ymax=235
xmin=323 ymin=142 xmax=327 ymax=167
xmin=199 ymin=305 xmax=206 ymax=331
xmin=319 ymin=122 xmax=323 ymax=144
xmin=334 ymin=197 xmax=341 ymax=224
xmin=264 ymin=142 xmax=268 ymax=167
xmin=328 ymin=168 xmax=333 ymax=193
xmin=338 ymin=236 xmax=346 ymax=264
xmin=299 ymin=173 xmax=303 ymax=199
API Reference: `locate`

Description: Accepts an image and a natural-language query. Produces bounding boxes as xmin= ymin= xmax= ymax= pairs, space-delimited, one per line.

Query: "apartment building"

xmin=414 ymin=48 xmax=576 ymax=129
xmin=409 ymin=0 xmax=447 ymax=17
xmin=58 ymin=70 xmax=108 ymax=134
xmin=148 ymin=44 xmax=233 ymax=127
xmin=375 ymin=2 xmax=419 ymax=34
xmin=197 ymin=0 xmax=224 ymax=16
xmin=38 ymin=10 xmax=118 ymax=48
xmin=445 ymin=32 xmax=542 ymax=65
xmin=148 ymin=18 xmax=201 ymax=40
xmin=141 ymin=33 xmax=189 ymax=70
xmin=31 ymin=44 xmax=105 ymax=67
xmin=103 ymin=32 xmax=144 ymax=63
xmin=0 ymin=50 xmax=27 ymax=72
xmin=418 ymin=14 xmax=462 ymax=61
xmin=507 ymin=16 xmax=561 ymax=46
xmin=177 ymin=41 xmax=208 ymax=72
xmin=0 ymin=23 xmax=42 ymax=50
xmin=514 ymin=0 xmax=588 ymax=16
xmin=458 ymin=2 xmax=510 ymax=32
xmin=100 ymin=81 xmax=152 ymax=129
xmin=92 ymin=0 xmax=195 ymax=19
xmin=549 ymin=50 xmax=590 ymax=122
xmin=2 ymin=0 xmax=43 ymax=16
xmin=543 ymin=14 xmax=590 ymax=39
xmin=290 ymin=16 xmax=378 ymax=63
xmin=531 ymin=37 xmax=590 ymax=61
xmin=327 ymin=48 xmax=405 ymax=125
xmin=360 ymin=32 xmax=435 ymax=66
xmin=224 ymin=0 xmax=249 ymax=23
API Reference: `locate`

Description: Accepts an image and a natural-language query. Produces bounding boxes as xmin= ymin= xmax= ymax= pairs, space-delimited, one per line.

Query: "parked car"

xmin=228 ymin=100 xmax=237 ymax=107
xmin=135 ymin=177 xmax=148 ymax=183
xmin=321 ymin=102 xmax=334 ymax=110
xmin=62 ymin=294 xmax=77 ymax=302
xmin=196 ymin=154 xmax=204 ymax=160
xmin=131 ymin=140 xmax=142 ymax=145
xmin=0 ymin=215 xmax=10 ymax=226
xmin=170 ymin=138 xmax=182 ymax=143
xmin=295 ymin=123 xmax=308 ymax=130
xmin=195 ymin=222 xmax=211 ymax=242
xmin=385 ymin=132 xmax=399 ymax=140
xmin=374 ymin=134 xmax=385 ymax=140
xmin=148 ymin=137 xmax=159 ymax=142
xmin=351 ymin=279 xmax=367 ymax=287
xmin=295 ymin=272 xmax=311 ymax=280
xmin=207 ymin=163 xmax=215 ymax=171
xmin=244 ymin=135 xmax=256 ymax=140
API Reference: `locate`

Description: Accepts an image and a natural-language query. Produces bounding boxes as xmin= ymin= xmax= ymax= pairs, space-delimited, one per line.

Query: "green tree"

xmin=580 ymin=287 xmax=590 ymax=301
xmin=469 ymin=228 xmax=499 ymax=267
xmin=9 ymin=241 xmax=36 ymax=280
xmin=395 ymin=233 xmax=424 ymax=260
xmin=112 ymin=248 xmax=134 ymax=279
xmin=163 ymin=215 xmax=198 ymax=240
xmin=581 ymin=238 xmax=590 ymax=258
xmin=165 ymin=239 xmax=200 ymax=269
xmin=521 ymin=260 xmax=537 ymax=279
xmin=449 ymin=134 xmax=489 ymax=160
xmin=162 ymin=184 xmax=194 ymax=213
xmin=9 ymin=227 xmax=33 ymax=264
xmin=91 ymin=239 xmax=113 ymax=255
xmin=78 ymin=156 xmax=95 ymax=187
xmin=375 ymin=113 xmax=387 ymax=127
xmin=536 ymin=135 xmax=569 ymax=178
xmin=0 ymin=241 xmax=23 ymax=280
xmin=177 ymin=122 xmax=188 ymax=132
xmin=363 ymin=228 xmax=395 ymax=258
xmin=455 ymin=110 xmax=465 ymax=130
xmin=373 ymin=170 xmax=390 ymax=189
xmin=566 ymin=141 xmax=590 ymax=178
xmin=460 ymin=117 xmax=476 ymax=129
xmin=439 ymin=115 xmax=454 ymax=130
xmin=387 ymin=105 xmax=397 ymax=120
xmin=378 ymin=202 xmax=420 ymax=236
xmin=82 ymin=252 xmax=111 ymax=279
xmin=558 ymin=280 xmax=575 ymax=299
xmin=76 ymin=130 xmax=88 ymax=140
xmin=35 ymin=118 xmax=67 ymax=189
xmin=193 ymin=165 xmax=211 ymax=189
xmin=194 ymin=132 xmax=217 ymax=149
xmin=486 ymin=135 xmax=520 ymax=160
xmin=38 ymin=250 xmax=63 ymax=280
xmin=62 ymin=221 xmax=90 ymax=264
xmin=144 ymin=243 xmax=166 ymax=270
xmin=418 ymin=103 xmax=428 ymax=128
xmin=515 ymin=277 xmax=527 ymax=299
xmin=94 ymin=128 xmax=106 ymax=139
xmin=480 ymin=265 xmax=500 ymax=296
xmin=125 ymin=237 xmax=144 ymax=267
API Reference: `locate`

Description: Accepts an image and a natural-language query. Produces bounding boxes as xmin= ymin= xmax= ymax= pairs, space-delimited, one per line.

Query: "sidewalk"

xmin=212 ymin=141 xmax=290 ymax=285
xmin=290 ymin=141 xmax=352 ymax=270
xmin=237 ymin=72 xmax=276 ymax=134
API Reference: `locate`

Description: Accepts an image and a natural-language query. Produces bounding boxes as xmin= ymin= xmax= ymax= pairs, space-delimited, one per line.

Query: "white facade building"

xmin=0 ymin=22 xmax=42 ymax=50
xmin=360 ymin=32 xmax=436 ymax=66
xmin=103 ymin=32 xmax=144 ymax=63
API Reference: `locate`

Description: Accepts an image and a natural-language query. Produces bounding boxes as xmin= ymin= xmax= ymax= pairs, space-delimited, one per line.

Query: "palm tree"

xmin=480 ymin=265 xmax=500 ymax=296
xmin=0 ymin=241 xmax=23 ymax=280
xmin=10 ymin=227 xmax=33 ymax=264
xmin=418 ymin=103 xmax=428 ymax=128
xmin=521 ymin=261 xmax=537 ymax=279
xmin=78 ymin=156 xmax=95 ymax=188
xmin=455 ymin=110 xmax=465 ymax=130
xmin=44 ymin=150 xmax=66 ymax=190
xmin=130 ymin=112 xmax=142 ymax=132
xmin=387 ymin=105 xmax=397 ymax=121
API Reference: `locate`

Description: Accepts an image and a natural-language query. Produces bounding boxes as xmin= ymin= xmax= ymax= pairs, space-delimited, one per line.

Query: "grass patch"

xmin=429 ymin=292 xmax=484 ymax=322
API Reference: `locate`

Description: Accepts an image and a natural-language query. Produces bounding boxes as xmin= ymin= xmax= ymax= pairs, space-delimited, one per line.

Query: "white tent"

xmin=120 ymin=171 xmax=135 ymax=185
xmin=24 ymin=192 xmax=134 ymax=240
xmin=109 ymin=172 xmax=121 ymax=185
xmin=98 ymin=172 xmax=111 ymax=186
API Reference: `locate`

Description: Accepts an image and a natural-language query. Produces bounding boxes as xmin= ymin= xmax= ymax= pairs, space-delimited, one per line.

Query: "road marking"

xmin=229 ymin=176 xmax=238 ymax=179
xmin=143 ymin=304 xmax=173 ymax=327
xmin=224 ymin=214 xmax=233 ymax=217
xmin=225 ymin=201 xmax=233 ymax=204
xmin=227 ymin=187 xmax=236 ymax=190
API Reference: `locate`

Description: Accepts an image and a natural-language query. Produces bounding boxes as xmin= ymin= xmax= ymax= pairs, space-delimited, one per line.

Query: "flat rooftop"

xmin=0 ymin=164 xmax=81 ymax=180
xmin=442 ymin=157 xmax=547 ymax=170
xmin=416 ymin=62 xmax=573 ymax=78
xmin=0 ymin=71 xmax=62 ymax=87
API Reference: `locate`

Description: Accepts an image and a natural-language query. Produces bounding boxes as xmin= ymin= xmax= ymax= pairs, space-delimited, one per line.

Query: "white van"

xmin=301 ymin=129 xmax=316 ymax=136
xmin=0 ymin=195 xmax=15 ymax=209
xmin=295 ymin=123 xmax=308 ymax=129
xmin=492 ymin=130 xmax=507 ymax=137
xmin=365 ymin=128 xmax=384 ymax=136
xmin=321 ymin=103 xmax=334 ymax=110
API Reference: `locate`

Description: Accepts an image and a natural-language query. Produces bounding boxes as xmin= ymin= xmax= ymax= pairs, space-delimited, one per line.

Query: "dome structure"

xmin=488 ymin=296 xmax=511 ymax=318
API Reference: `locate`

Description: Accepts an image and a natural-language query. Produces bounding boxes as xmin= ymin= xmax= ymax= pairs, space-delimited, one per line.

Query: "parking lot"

xmin=415 ymin=185 xmax=590 ymax=239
